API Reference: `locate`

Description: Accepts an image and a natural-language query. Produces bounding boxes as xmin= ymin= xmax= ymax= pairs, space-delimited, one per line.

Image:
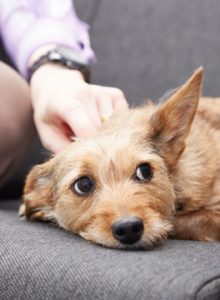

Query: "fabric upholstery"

xmin=0 ymin=200 xmax=220 ymax=300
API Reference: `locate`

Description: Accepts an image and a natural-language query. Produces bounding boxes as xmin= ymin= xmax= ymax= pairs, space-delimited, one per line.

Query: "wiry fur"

xmin=20 ymin=68 xmax=220 ymax=249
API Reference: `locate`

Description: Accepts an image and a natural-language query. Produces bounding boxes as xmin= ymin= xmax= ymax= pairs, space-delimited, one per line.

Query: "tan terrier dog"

xmin=20 ymin=68 xmax=220 ymax=249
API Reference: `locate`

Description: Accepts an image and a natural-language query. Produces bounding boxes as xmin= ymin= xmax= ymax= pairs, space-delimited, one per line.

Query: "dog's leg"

xmin=174 ymin=209 xmax=220 ymax=241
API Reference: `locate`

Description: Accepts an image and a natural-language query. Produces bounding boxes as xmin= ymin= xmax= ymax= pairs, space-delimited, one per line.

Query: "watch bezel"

xmin=52 ymin=47 xmax=89 ymax=66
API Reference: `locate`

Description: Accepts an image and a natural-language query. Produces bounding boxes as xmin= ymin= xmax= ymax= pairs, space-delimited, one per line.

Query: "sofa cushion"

xmin=0 ymin=200 xmax=220 ymax=300
xmin=90 ymin=0 xmax=220 ymax=104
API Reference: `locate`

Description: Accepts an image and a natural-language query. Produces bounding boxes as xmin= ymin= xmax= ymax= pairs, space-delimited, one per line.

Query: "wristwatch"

xmin=28 ymin=46 xmax=91 ymax=83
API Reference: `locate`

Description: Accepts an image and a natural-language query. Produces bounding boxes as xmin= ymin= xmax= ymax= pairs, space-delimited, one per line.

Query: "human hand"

xmin=30 ymin=64 xmax=128 ymax=153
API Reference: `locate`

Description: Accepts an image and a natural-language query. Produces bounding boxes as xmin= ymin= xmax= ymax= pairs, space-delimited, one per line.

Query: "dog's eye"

xmin=72 ymin=176 xmax=95 ymax=196
xmin=135 ymin=163 xmax=153 ymax=181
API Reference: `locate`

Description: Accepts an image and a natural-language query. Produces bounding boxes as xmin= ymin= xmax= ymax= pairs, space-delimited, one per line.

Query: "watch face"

xmin=56 ymin=47 xmax=89 ymax=66
xmin=48 ymin=51 xmax=62 ymax=61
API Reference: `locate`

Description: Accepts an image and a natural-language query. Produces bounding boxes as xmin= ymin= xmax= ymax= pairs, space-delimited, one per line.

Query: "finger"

xmin=106 ymin=88 xmax=128 ymax=111
xmin=96 ymin=94 xmax=114 ymax=120
xmin=37 ymin=123 xmax=71 ymax=154
xmin=63 ymin=104 xmax=97 ymax=138
xmin=112 ymin=94 xmax=128 ymax=111
xmin=85 ymin=99 xmax=102 ymax=127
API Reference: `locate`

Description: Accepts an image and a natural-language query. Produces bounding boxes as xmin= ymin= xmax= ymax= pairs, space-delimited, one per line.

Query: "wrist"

xmin=30 ymin=64 xmax=85 ymax=95
xmin=30 ymin=65 xmax=85 ymax=108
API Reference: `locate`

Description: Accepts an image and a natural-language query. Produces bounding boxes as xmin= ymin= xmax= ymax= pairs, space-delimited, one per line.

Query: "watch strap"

xmin=28 ymin=51 xmax=91 ymax=83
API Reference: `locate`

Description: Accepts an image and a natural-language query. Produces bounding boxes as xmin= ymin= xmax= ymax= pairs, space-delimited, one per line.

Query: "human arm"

xmin=0 ymin=0 xmax=128 ymax=153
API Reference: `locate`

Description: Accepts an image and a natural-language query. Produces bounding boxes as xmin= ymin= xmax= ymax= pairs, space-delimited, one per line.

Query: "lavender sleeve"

xmin=0 ymin=0 xmax=96 ymax=77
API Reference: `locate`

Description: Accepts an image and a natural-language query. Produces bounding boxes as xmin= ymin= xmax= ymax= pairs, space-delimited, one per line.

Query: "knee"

xmin=0 ymin=63 xmax=35 ymax=186
xmin=0 ymin=62 xmax=35 ymax=150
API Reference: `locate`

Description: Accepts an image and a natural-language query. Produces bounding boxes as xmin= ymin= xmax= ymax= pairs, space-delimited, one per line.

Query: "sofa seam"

xmin=195 ymin=276 xmax=220 ymax=300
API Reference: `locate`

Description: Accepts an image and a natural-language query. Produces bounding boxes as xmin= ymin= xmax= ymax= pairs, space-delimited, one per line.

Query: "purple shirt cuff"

xmin=15 ymin=19 xmax=96 ymax=77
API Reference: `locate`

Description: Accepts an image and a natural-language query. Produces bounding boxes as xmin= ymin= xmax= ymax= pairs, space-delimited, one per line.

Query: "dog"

xmin=19 ymin=68 xmax=220 ymax=249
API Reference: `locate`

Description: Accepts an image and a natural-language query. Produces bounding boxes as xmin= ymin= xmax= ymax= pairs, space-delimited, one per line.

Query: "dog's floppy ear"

xmin=149 ymin=67 xmax=203 ymax=170
xmin=19 ymin=159 xmax=56 ymax=221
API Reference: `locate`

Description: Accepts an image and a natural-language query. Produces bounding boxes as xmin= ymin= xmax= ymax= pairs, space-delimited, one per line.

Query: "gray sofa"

xmin=1 ymin=1 xmax=220 ymax=299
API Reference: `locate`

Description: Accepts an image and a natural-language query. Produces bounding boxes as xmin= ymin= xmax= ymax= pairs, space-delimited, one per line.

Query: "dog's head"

xmin=21 ymin=68 xmax=203 ymax=249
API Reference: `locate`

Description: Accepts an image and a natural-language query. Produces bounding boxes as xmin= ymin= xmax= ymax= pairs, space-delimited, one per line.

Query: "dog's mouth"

xmin=116 ymin=239 xmax=150 ymax=250
xmin=116 ymin=234 xmax=167 ymax=250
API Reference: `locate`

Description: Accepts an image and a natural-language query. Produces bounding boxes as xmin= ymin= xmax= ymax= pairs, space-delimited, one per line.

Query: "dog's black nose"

xmin=112 ymin=217 xmax=144 ymax=245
